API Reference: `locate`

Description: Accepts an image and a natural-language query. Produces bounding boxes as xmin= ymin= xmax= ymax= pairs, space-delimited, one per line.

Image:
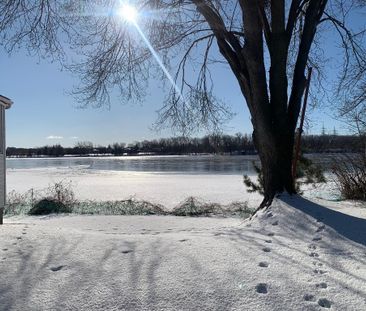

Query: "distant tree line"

xmin=6 ymin=134 xmax=364 ymax=158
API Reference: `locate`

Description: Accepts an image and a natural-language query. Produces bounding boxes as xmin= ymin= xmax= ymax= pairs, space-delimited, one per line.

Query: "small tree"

xmin=244 ymin=153 xmax=326 ymax=196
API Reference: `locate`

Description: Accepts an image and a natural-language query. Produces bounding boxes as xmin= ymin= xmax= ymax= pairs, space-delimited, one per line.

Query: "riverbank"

xmin=1 ymin=195 xmax=365 ymax=310
xmin=7 ymin=167 xmax=262 ymax=209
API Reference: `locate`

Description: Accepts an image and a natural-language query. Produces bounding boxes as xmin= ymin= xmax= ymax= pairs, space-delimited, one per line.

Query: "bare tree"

xmin=1 ymin=0 xmax=365 ymax=209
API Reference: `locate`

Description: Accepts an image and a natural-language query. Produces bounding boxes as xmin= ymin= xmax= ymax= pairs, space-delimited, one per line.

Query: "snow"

xmin=1 ymin=195 xmax=366 ymax=310
xmin=6 ymin=167 xmax=264 ymax=208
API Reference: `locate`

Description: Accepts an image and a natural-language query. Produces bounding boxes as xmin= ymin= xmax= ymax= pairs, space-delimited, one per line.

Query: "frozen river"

xmin=5 ymin=155 xmax=337 ymax=208
xmin=7 ymin=155 xmax=259 ymax=175
xmin=6 ymin=154 xmax=334 ymax=174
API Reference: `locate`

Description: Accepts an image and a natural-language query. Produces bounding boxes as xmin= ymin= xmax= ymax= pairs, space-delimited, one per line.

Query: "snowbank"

xmin=1 ymin=196 xmax=365 ymax=310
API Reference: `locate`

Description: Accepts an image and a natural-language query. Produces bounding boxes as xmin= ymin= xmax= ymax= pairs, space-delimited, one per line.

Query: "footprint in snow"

xmin=265 ymin=240 xmax=272 ymax=243
xmin=316 ymin=282 xmax=328 ymax=289
xmin=313 ymin=237 xmax=322 ymax=242
xmin=314 ymin=269 xmax=327 ymax=275
xmin=258 ymin=261 xmax=269 ymax=268
xmin=16 ymin=237 xmax=22 ymax=240
xmin=312 ymin=261 xmax=323 ymax=267
xmin=266 ymin=212 xmax=273 ymax=218
xmin=316 ymin=225 xmax=325 ymax=233
xmin=318 ymin=298 xmax=332 ymax=308
xmin=272 ymin=221 xmax=279 ymax=226
xmin=308 ymin=244 xmax=317 ymax=250
xmin=255 ymin=283 xmax=268 ymax=294
xmin=267 ymin=232 xmax=275 ymax=237
xmin=303 ymin=294 xmax=316 ymax=302
xmin=2 ymin=249 xmax=8 ymax=251
xmin=50 ymin=265 xmax=65 ymax=272
xmin=179 ymin=239 xmax=188 ymax=242
xmin=262 ymin=247 xmax=271 ymax=253
xmin=121 ymin=250 xmax=133 ymax=254
xmin=310 ymin=252 xmax=319 ymax=258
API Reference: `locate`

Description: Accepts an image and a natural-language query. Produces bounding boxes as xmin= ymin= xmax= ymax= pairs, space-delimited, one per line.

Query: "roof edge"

xmin=0 ymin=95 xmax=13 ymax=109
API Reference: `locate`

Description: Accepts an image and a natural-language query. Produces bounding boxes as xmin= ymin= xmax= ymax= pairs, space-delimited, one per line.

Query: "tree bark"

xmin=252 ymin=120 xmax=296 ymax=208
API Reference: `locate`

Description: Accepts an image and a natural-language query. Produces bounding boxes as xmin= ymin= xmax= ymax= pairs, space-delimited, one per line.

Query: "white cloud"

xmin=47 ymin=135 xmax=63 ymax=140
xmin=69 ymin=136 xmax=79 ymax=140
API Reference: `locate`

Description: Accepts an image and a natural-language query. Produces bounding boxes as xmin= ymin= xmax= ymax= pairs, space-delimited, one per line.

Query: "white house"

xmin=0 ymin=95 xmax=13 ymax=224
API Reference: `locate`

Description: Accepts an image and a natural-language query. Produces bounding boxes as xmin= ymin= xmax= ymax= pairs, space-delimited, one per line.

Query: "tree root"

xmin=249 ymin=194 xmax=274 ymax=220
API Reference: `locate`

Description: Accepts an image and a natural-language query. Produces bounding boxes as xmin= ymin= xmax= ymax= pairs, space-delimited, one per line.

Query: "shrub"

xmin=171 ymin=197 xmax=253 ymax=217
xmin=243 ymin=162 xmax=265 ymax=195
xmin=5 ymin=189 xmax=36 ymax=215
xmin=296 ymin=154 xmax=326 ymax=184
xmin=28 ymin=198 xmax=72 ymax=215
xmin=332 ymin=153 xmax=366 ymax=201
xmin=243 ymin=154 xmax=326 ymax=194
xmin=172 ymin=197 xmax=223 ymax=216
xmin=6 ymin=180 xmax=252 ymax=218
xmin=5 ymin=180 xmax=76 ymax=215
xmin=225 ymin=201 xmax=253 ymax=217
xmin=44 ymin=180 xmax=76 ymax=207
xmin=72 ymin=198 xmax=167 ymax=215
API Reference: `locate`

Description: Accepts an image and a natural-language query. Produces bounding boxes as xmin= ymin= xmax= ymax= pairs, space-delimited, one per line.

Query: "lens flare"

xmin=118 ymin=3 xmax=185 ymax=103
xmin=118 ymin=4 xmax=138 ymax=23
xmin=133 ymin=23 xmax=184 ymax=101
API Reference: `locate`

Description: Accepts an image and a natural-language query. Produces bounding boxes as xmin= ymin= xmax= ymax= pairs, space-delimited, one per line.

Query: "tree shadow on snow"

xmin=280 ymin=195 xmax=366 ymax=247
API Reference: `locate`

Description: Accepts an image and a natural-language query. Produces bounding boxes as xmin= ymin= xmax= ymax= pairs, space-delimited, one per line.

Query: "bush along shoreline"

xmin=5 ymin=181 xmax=253 ymax=218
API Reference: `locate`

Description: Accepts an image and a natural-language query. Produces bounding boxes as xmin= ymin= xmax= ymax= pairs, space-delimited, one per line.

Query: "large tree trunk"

xmin=253 ymin=121 xmax=297 ymax=208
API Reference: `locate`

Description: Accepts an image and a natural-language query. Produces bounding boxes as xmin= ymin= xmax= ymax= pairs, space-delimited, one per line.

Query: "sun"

xmin=118 ymin=4 xmax=138 ymax=23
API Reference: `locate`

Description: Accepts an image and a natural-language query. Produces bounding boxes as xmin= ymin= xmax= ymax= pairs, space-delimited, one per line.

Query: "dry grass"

xmin=5 ymin=182 xmax=253 ymax=218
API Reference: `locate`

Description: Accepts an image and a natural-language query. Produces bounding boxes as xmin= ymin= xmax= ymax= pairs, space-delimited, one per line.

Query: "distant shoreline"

xmin=7 ymin=153 xmax=255 ymax=159
xmin=5 ymin=151 xmax=357 ymax=159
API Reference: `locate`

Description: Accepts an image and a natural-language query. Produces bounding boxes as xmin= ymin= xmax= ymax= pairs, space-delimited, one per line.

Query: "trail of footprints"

xmin=255 ymin=211 xmax=277 ymax=295
xmin=1 ymin=225 xmax=68 ymax=273
xmin=254 ymin=211 xmax=332 ymax=309
xmin=1 ymin=225 xmax=28 ymax=261
xmin=303 ymin=222 xmax=332 ymax=308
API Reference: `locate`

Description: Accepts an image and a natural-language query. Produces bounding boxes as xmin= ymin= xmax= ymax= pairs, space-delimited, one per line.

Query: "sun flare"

xmin=118 ymin=4 xmax=138 ymax=23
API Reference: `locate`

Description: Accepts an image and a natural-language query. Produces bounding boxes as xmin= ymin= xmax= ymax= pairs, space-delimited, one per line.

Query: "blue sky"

xmin=0 ymin=8 xmax=357 ymax=148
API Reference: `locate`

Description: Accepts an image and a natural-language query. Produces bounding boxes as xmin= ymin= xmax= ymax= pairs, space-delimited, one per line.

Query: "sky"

xmin=0 ymin=4 xmax=360 ymax=148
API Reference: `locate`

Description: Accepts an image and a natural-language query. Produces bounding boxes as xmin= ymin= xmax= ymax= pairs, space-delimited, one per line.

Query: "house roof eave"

xmin=0 ymin=95 xmax=13 ymax=109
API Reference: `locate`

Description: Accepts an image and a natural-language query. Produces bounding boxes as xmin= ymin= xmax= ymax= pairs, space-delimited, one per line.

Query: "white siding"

xmin=0 ymin=105 xmax=5 ymax=208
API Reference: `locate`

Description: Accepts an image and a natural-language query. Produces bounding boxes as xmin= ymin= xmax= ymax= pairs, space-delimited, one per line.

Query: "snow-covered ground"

xmin=2 ymin=168 xmax=366 ymax=309
xmin=1 ymin=195 xmax=366 ymax=310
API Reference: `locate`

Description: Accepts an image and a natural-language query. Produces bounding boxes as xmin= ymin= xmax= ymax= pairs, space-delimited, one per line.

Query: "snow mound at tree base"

xmin=252 ymin=194 xmax=366 ymax=248
xmin=1 ymin=196 xmax=366 ymax=310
